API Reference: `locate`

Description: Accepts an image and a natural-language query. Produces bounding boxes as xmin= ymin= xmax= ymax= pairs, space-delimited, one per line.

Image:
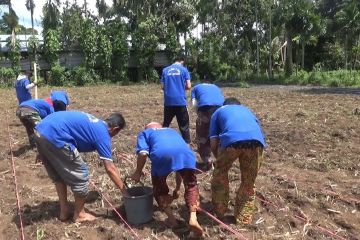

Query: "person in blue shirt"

xmin=50 ymin=90 xmax=70 ymax=111
xmin=16 ymin=97 xmax=67 ymax=147
xmin=14 ymin=71 xmax=36 ymax=104
xmin=161 ymin=55 xmax=192 ymax=143
xmin=34 ymin=111 xmax=127 ymax=223
xmin=209 ymin=97 xmax=266 ymax=226
xmin=131 ymin=122 xmax=203 ymax=238
xmin=191 ymin=75 xmax=224 ymax=171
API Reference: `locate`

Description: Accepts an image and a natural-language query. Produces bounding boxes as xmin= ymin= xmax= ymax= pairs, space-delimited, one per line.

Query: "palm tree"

xmin=2 ymin=0 xmax=18 ymax=43
xmin=25 ymin=0 xmax=35 ymax=35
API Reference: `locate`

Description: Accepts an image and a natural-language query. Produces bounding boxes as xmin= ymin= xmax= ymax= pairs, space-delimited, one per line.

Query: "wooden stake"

xmin=33 ymin=62 xmax=38 ymax=99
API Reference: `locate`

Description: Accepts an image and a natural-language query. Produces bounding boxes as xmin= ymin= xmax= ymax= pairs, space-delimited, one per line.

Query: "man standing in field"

xmin=131 ymin=122 xmax=203 ymax=238
xmin=16 ymin=92 xmax=69 ymax=147
xmin=191 ymin=75 xmax=224 ymax=171
xmin=161 ymin=55 xmax=192 ymax=144
xmin=209 ymin=98 xmax=266 ymax=225
xmin=34 ymin=111 xmax=127 ymax=222
xmin=14 ymin=71 xmax=36 ymax=104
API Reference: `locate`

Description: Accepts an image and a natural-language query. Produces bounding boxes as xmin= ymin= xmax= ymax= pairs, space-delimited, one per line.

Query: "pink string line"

xmin=198 ymin=207 xmax=248 ymax=240
xmin=256 ymin=195 xmax=347 ymax=240
xmin=89 ymin=180 xmax=140 ymax=240
xmin=6 ymin=110 xmax=25 ymax=240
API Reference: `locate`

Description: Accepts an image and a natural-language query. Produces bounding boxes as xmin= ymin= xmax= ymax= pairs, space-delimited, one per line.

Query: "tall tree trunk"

xmin=345 ymin=34 xmax=348 ymax=70
xmin=301 ymin=41 xmax=305 ymax=69
xmin=31 ymin=8 xmax=34 ymax=35
xmin=268 ymin=3 xmax=272 ymax=78
xmin=255 ymin=3 xmax=259 ymax=75
xmin=285 ymin=30 xmax=293 ymax=77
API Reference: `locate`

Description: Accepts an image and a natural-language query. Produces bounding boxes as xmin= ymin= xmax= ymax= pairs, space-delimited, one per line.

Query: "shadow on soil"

xmin=13 ymin=201 xmax=59 ymax=227
xmin=10 ymin=145 xmax=32 ymax=157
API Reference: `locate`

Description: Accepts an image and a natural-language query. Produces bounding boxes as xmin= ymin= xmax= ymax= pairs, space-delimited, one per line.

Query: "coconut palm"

xmin=25 ymin=0 xmax=35 ymax=35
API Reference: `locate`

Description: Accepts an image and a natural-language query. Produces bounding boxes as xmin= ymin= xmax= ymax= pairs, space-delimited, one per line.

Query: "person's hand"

xmin=121 ymin=188 xmax=129 ymax=197
xmin=131 ymin=171 xmax=142 ymax=183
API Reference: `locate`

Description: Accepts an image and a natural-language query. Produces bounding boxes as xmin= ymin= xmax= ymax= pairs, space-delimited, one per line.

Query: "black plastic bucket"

xmin=123 ymin=186 xmax=153 ymax=225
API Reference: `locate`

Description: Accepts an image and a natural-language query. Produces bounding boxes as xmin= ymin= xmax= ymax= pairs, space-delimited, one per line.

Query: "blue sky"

xmin=1 ymin=0 xmax=112 ymax=34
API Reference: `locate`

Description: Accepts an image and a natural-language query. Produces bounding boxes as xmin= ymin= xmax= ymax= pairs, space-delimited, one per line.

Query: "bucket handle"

xmin=124 ymin=175 xmax=145 ymax=189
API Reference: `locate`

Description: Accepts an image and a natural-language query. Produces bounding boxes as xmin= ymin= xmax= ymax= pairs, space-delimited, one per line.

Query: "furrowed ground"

xmin=0 ymin=84 xmax=359 ymax=240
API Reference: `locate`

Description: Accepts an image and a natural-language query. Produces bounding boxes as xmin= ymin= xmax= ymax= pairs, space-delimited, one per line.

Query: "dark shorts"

xmin=34 ymin=131 xmax=89 ymax=196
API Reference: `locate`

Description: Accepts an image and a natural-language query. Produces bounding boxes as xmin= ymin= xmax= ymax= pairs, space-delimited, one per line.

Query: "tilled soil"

xmin=0 ymin=84 xmax=359 ymax=240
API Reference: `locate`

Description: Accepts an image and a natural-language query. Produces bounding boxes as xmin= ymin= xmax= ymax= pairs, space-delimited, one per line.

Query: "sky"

xmin=1 ymin=0 xmax=113 ymax=34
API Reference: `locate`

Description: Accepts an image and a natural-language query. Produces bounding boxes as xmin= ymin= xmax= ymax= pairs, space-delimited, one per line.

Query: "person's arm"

xmin=190 ymin=88 xmax=197 ymax=108
xmin=25 ymin=82 xmax=36 ymax=89
xmin=210 ymin=137 xmax=220 ymax=158
xmin=185 ymin=80 xmax=191 ymax=90
xmin=131 ymin=153 xmax=147 ymax=182
xmin=103 ymin=160 xmax=127 ymax=195
xmin=209 ymin=110 xmax=220 ymax=158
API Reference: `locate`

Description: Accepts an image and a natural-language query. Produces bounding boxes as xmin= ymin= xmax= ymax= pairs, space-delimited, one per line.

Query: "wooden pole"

xmin=33 ymin=62 xmax=38 ymax=99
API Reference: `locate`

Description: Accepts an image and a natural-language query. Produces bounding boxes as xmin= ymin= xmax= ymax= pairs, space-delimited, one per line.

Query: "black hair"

xmin=53 ymin=100 xmax=67 ymax=111
xmin=202 ymin=74 xmax=213 ymax=83
xmin=105 ymin=113 xmax=126 ymax=129
xmin=174 ymin=54 xmax=186 ymax=62
xmin=223 ymin=97 xmax=241 ymax=105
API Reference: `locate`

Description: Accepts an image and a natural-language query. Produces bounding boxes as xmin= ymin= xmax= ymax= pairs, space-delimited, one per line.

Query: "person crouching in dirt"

xmin=50 ymin=90 xmax=70 ymax=111
xmin=131 ymin=122 xmax=203 ymax=238
xmin=16 ymin=96 xmax=68 ymax=148
xmin=209 ymin=97 xmax=266 ymax=225
xmin=191 ymin=75 xmax=224 ymax=171
xmin=34 ymin=111 xmax=127 ymax=222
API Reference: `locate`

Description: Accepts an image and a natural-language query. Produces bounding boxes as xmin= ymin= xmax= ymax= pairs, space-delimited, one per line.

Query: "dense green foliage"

xmin=1 ymin=0 xmax=360 ymax=86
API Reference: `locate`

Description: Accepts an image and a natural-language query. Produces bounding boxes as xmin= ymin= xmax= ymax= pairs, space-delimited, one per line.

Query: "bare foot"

xmin=59 ymin=208 xmax=72 ymax=222
xmin=172 ymin=190 xmax=180 ymax=199
xmin=165 ymin=217 xmax=179 ymax=228
xmin=73 ymin=212 xmax=96 ymax=223
xmin=189 ymin=218 xmax=203 ymax=237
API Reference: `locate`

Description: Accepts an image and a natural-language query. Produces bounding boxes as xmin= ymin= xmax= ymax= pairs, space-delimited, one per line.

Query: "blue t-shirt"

xmin=136 ymin=128 xmax=196 ymax=176
xmin=36 ymin=111 xmax=113 ymax=161
xmin=191 ymin=83 xmax=224 ymax=107
xmin=161 ymin=63 xmax=191 ymax=106
xmin=51 ymin=90 xmax=70 ymax=105
xmin=15 ymin=78 xmax=32 ymax=104
xmin=20 ymin=99 xmax=54 ymax=119
xmin=209 ymin=105 xmax=266 ymax=148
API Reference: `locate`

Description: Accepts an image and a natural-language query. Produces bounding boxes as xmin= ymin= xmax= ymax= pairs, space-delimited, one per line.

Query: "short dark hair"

xmin=202 ymin=74 xmax=213 ymax=83
xmin=223 ymin=97 xmax=241 ymax=105
xmin=105 ymin=113 xmax=126 ymax=129
xmin=53 ymin=100 xmax=67 ymax=112
xmin=174 ymin=54 xmax=185 ymax=62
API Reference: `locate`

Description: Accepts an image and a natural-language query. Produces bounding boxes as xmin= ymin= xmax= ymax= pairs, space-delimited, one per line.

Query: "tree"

xmin=42 ymin=0 xmax=61 ymax=34
xmin=43 ymin=29 xmax=60 ymax=68
xmin=25 ymin=0 xmax=35 ymax=35
xmin=80 ymin=19 xmax=98 ymax=69
xmin=334 ymin=0 xmax=360 ymax=69
xmin=60 ymin=2 xmax=83 ymax=50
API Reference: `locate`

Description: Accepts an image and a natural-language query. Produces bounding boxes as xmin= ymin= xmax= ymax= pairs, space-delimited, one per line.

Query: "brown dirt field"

xmin=0 ymin=84 xmax=359 ymax=240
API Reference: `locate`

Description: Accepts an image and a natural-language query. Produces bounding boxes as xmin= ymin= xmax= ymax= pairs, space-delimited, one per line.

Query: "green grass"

xmin=245 ymin=70 xmax=360 ymax=87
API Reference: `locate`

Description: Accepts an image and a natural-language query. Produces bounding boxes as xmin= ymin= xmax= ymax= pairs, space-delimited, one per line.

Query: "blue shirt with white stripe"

xmin=136 ymin=127 xmax=196 ymax=176
xmin=20 ymin=99 xmax=54 ymax=119
xmin=209 ymin=105 xmax=266 ymax=148
xmin=36 ymin=111 xmax=112 ymax=161
xmin=161 ymin=63 xmax=191 ymax=106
